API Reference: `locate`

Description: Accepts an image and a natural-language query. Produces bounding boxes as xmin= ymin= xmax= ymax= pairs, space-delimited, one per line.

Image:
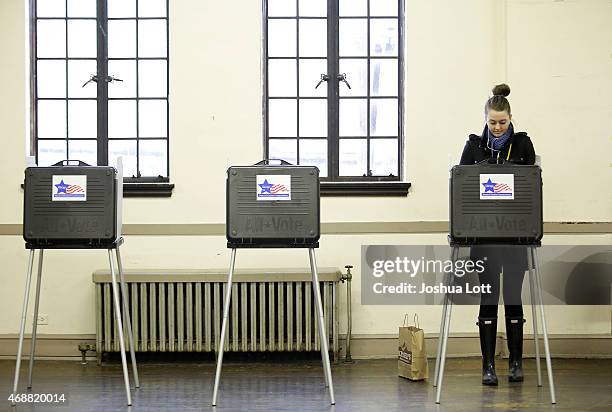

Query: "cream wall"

xmin=0 ymin=0 xmax=610 ymax=338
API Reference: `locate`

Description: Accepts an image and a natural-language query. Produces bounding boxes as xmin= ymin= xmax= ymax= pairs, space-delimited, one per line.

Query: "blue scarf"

xmin=488 ymin=123 xmax=513 ymax=151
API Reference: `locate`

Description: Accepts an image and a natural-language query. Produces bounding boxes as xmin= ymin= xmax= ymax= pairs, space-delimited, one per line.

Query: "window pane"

xmin=268 ymin=59 xmax=297 ymax=97
xmin=139 ymin=140 xmax=167 ymax=177
xmin=108 ymin=60 xmax=137 ymax=98
xmin=339 ymin=19 xmax=367 ymax=57
xmin=299 ymin=19 xmax=327 ymax=58
xmin=109 ymin=140 xmax=138 ymax=178
xmin=108 ymin=0 xmax=136 ymax=18
xmin=38 ymin=100 xmax=66 ymax=139
xmin=37 ymin=0 xmax=66 ymax=18
xmin=370 ymin=98 xmax=398 ymax=136
xmin=339 ymin=59 xmax=367 ymax=97
xmin=298 ymin=59 xmax=327 ymax=98
xmin=299 ymin=139 xmax=327 ymax=177
xmin=339 ymin=0 xmax=367 ymax=17
xmin=68 ymin=100 xmax=97 ymax=139
xmin=370 ymin=139 xmax=398 ymax=176
xmin=138 ymin=60 xmax=167 ymax=98
xmin=108 ymin=20 xmax=136 ymax=58
xmin=138 ymin=0 xmax=167 ymax=18
xmin=269 ymin=139 xmax=297 ymax=165
xmin=339 ymin=99 xmax=367 ymax=136
xmin=268 ymin=19 xmax=296 ymax=57
xmin=37 ymin=20 xmax=66 ymax=58
xmin=370 ymin=59 xmax=398 ymax=96
xmin=108 ymin=100 xmax=137 ymax=138
xmin=67 ymin=0 xmax=96 ymax=17
xmin=138 ymin=20 xmax=167 ymax=58
xmin=268 ymin=0 xmax=296 ymax=17
xmin=67 ymin=20 xmax=97 ymax=58
xmin=370 ymin=0 xmax=398 ymax=16
xmin=139 ymin=100 xmax=167 ymax=138
xmin=268 ymin=99 xmax=297 ymax=137
xmin=339 ymin=139 xmax=367 ymax=176
xmin=68 ymin=139 xmax=97 ymax=165
xmin=37 ymin=60 xmax=66 ymax=98
xmin=370 ymin=19 xmax=398 ymax=56
xmin=38 ymin=140 xmax=67 ymax=166
xmin=299 ymin=100 xmax=327 ymax=137
xmin=68 ymin=59 xmax=97 ymax=98
xmin=298 ymin=0 xmax=326 ymax=17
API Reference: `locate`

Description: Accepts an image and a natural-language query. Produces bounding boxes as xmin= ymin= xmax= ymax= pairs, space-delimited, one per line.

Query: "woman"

xmin=460 ymin=84 xmax=536 ymax=385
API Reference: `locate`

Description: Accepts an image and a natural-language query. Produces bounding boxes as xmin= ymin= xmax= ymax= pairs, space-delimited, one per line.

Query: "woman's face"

xmin=486 ymin=109 xmax=512 ymax=137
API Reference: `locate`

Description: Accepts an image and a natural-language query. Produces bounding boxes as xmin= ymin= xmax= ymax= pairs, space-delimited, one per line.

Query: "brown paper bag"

xmin=398 ymin=314 xmax=429 ymax=380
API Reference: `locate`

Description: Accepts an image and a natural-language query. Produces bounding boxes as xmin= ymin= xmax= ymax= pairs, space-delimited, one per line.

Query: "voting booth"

xmin=12 ymin=160 xmax=139 ymax=406
xmin=226 ymin=160 xmax=320 ymax=248
xmin=212 ymin=160 xmax=334 ymax=406
xmin=433 ymin=163 xmax=555 ymax=404
xmin=449 ymin=164 xmax=543 ymax=245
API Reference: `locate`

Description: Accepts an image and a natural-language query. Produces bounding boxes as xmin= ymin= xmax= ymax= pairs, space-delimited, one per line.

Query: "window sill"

xmin=320 ymin=182 xmax=411 ymax=196
xmin=123 ymin=182 xmax=174 ymax=197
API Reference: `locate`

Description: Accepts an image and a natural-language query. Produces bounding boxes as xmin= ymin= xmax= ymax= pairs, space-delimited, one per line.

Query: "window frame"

xmin=29 ymin=0 xmax=173 ymax=197
xmin=262 ymin=0 xmax=410 ymax=196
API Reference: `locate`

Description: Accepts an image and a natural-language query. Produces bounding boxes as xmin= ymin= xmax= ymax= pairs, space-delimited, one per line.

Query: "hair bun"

xmin=492 ymin=83 xmax=510 ymax=97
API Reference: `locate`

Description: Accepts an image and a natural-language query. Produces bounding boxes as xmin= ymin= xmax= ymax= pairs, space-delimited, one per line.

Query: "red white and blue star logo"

xmin=480 ymin=174 xmax=514 ymax=199
xmin=256 ymin=175 xmax=291 ymax=200
xmin=482 ymin=178 xmax=511 ymax=194
xmin=54 ymin=179 xmax=84 ymax=195
xmin=52 ymin=175 xmax=87 ymax=201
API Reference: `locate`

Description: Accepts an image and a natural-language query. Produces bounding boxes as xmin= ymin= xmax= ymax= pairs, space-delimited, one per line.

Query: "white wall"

xmin=0 ymin=0 xmax=610 ymax=338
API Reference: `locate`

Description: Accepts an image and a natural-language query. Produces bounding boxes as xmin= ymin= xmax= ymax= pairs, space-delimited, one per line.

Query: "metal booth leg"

xmin=532 ymin=247 xmax=556 ymax=404
xmin=212 ymin=248 xmax=237 ymax=407
xmin=309 ymin=249 xmax=332 ymax=390
xmin=527 ymin=248 xmax=542 ymax=387
xmin=115 ymin=246 xmax=140 ymax=388
xmin=27 ymin=249 xmax=45 ymax=389
xmin=11 ymin=249 xmax=37 ymax=405
xmin=108 ymin=250 xmax=132 ymax=406
xmin=433 ymin=246 xmax=458 ymax=388
xmin=309 ymin=248 xmax=336 ymax=405
xmin=435 ymin=246 xmax=457 ymax=404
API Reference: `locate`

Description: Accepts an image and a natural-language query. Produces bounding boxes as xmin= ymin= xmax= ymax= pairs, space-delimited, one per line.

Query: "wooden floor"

xmin=1 ymin=356 xmax=611 ymax=411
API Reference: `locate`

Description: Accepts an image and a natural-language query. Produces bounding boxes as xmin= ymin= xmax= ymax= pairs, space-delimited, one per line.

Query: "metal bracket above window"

xmin=315 ymin=74 xmax=330 ymax=89
xmin=82 ymin=74 xmax=123 ymax=88
xmin=337 ymin=73 xmax=351 ymax=89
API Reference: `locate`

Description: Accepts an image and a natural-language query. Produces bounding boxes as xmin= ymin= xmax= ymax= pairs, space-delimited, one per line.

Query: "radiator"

xmin=93 ymin=269 xmax=340 ymax=361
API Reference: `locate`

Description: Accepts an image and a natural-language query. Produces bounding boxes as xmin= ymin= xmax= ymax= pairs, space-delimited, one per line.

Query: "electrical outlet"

xmin=36 ymin=314 xmax=48 ymax=325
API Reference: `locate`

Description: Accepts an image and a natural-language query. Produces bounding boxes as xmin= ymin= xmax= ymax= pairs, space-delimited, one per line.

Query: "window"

xmin=31 ymin=0 xmax=171 ymax=194
xmin=264 ymin=0 xmax=409 ymax=194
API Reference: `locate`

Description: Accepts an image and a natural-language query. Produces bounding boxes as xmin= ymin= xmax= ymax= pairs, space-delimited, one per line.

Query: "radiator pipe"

xmin=341 ymin=265 xmax=354 ymax=363
xmin=78 ymin=343 xmax=96 ymax=365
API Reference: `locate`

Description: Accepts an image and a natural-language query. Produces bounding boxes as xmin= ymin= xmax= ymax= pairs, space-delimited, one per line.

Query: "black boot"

xmin=477 ymin=317 xmax=498 ymax=386
xmin=506 ymin=316 xmax=525 ymax=382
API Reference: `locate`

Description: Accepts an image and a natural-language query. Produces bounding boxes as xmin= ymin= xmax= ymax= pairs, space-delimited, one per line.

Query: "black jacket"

xmin=460 ymin=125 xmax=535 ymax=166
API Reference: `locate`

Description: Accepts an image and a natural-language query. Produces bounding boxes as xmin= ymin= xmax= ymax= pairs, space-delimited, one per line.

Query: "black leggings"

xmin=474 ymin=247 xmax=527 ymax=319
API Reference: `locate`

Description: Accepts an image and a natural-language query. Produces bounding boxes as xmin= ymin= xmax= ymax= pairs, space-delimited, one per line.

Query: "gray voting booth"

xmin=434 ymin=163 xmax=555 ymax=404
xmin=212 ymin=160 xmax=335 ymax=406
xmin=13 ymin=160 xmax=139 ymax=406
